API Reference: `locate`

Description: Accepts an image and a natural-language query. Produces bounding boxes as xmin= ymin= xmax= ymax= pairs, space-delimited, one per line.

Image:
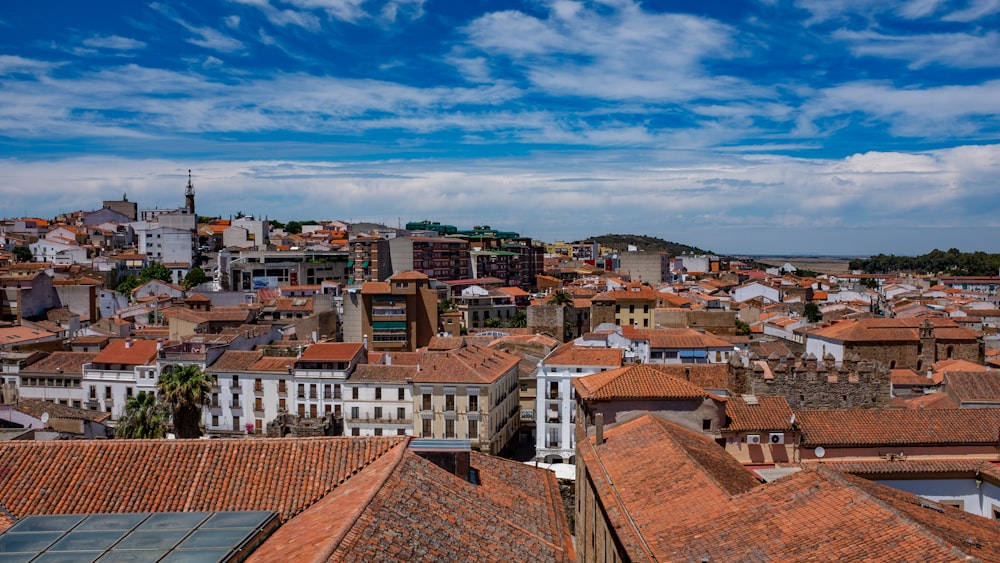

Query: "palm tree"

xmin=115 ymin=391 xmax=168 ymax=439
xmin=157 ymin=364 xmax=213 ymax=439
xmin=548 ymin=290 xmax=576 ymax=340
xmin=508 ymin=310 xmax=527 ymax=328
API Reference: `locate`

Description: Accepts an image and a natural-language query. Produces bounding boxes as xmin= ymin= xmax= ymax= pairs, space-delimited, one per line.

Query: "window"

xmin=297 ymin=384 xmax=305 ymax=398
xmin=468 ymin=419 xmax=478 ymax=440
xmin=469 ymin=395 xmax=478 ymax=412
xmin=398 ymin=388 xmax=405 ymax=400
xmin=374 ymin=407 xmax=383 ymax=420
xmin=397 ymin=407 xmax=406 ymax=419
xmin=445 ymin=419 xmax=455 ymax=438
xmin=324 ymin=384 xmax=332 ymax=399
xmin=351 ymin=406 xmax=360 ymax=419
xmin=232 ymin=375 xmax=239 ymax=387
xmin=374 ymin=428 xmax=383 ymax=436
xmin=702 ymin=419 xmax=712 ymax=431
xmin=334 ymin=384 xmax=342 ymax=399
xmin=351 ymin=428 xmax=360 ymax=436
xmin=422 ymin=394 xmax=432 ymax=411
xmin=232 ymin=393 xmax=240 ymax=408
xmin=445 ymin=394 xmax=455 ymax=411
xmin=397 ymin=429 xmax=407 ymax=436
xmin=233 ymin=416 xmax=240 ymax=431
xmin=422 ymin=418 xmax=432 ymax=436
xmin=126 ymin=387 xmax=133 ymax=398
xmin=255 ymin=397 xmax=263 ymax=411
xmin=278 ymin=380 xmax=287 ymax=393
xmin=375 ymin=387 xmax=382 ymax=400
xmin=352 ymin=387 xmax=359 ymax=400
xmin=255 ymin=378 xmax=263 ymax=392
xmin=629 ymin=304 xmax=634 ymax=313
xmin=309 ymin=384 xmax=317 ymax=399
xmin=212 ymin=393 xmax=220 ymax=407
xmin=104 ymin=386 xmax=112 ymax=400
xmin=279 ymin=398 xmax=286 ymax=410
xmin=212 ymin=415 xmax=219 ymax=426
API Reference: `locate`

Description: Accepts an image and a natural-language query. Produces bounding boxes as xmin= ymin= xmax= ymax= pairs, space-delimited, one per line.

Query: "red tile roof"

xmin=90 ymin=339 xmax=158 ymax=366
xmin=20 ymin=351 xmax=97 ymax=375
xmin=724 ymin=395 xmax=794 ymax=431
xmin=795 ymin=408 xmax=1000 ymax=446
xmin=250 ymin=445 xmax=573 ymax=562
xmin=544 ymin=343 xmax=623 ymax=367
xmin=298 ymin=342 xmax=364 ymax=362
xmin=945 ymin=371 xmax=1000 ymax=404
xmin=809 ymin=317 xmax=979 ymax=343
xmin=389 ymin=343 xmax=520 ymax=385
xmin=0 ymin=437 xmax=403 ymax=522
xmin=573 ymin=364 xmax=717 ymax=401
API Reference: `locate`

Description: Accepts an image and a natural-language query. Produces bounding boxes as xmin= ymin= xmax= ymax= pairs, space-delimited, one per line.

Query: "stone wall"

xmin=527 ymin=304 xmax=565 ymax=342
xmin=732 ymin=353 xmax=890 ymax=409
xmin=265 ymin=412 xmax=335 ymax=437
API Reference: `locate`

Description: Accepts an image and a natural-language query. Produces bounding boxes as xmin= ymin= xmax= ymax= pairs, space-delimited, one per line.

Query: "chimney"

xmin=595 ymin=412 xmax=605 ymax=446
xmin=363 ymin=334 xmax=369 ymax=350
xmin=385 ymin=353 xmax=392 ymax=366
xmin=125 ymin=338 xmax=132 ymax=349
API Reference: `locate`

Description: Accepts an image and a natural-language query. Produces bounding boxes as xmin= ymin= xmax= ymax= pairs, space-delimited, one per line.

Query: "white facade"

xmin=30 ymin=239 xmax=88 ymax=266
xmin=535 ymin=360 xmax=617 ymax=464
xmin=804 ymin=335 xmax=846 ymax=362
xmin=342 ymin=382 xmax=413 ymax=437
xmin=731 ymin=282 xmax=783 ymax=304
xmin=82 ymin=360 xmax=157 ymax=420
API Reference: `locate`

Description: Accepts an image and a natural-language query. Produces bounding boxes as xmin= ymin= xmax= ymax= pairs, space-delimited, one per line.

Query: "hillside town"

xmin=3 ymin=181 xmax=1000 ymax=561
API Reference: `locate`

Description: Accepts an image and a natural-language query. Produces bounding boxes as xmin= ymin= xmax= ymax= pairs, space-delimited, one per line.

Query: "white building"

xmin=81 ymin=339 xmax=159 ymax=419
xmin=535 ymin=343 xmax=622 ymax=464
xmin=343 ymin=361 xmax=415 ymax=437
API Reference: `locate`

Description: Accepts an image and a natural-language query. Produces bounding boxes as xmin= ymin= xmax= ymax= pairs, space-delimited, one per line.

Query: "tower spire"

xmin=185 ymin=169 xmax=196 ymax=215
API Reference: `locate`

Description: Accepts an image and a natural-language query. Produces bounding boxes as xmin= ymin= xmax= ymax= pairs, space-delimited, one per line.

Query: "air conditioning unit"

xmin=746 ymin=434 xmax=761 ymax=445
xmin=769 ymin=433 xmax=785 ymax=445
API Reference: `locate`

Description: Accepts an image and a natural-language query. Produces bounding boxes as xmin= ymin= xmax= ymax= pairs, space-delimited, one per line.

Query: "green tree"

xmin=735 ymin=320 xmax=751 ymax=336
xmin=803 ymin=302 xmax=822 ymax=323
xmin=484 ymin=316 xmax=506 ymax=328
xmin=116 ymin=275 xmax=140 ymax=296
xmin=284 ymin=221 xmax=303 ymax=234
xmin=12 ymin=246 xmax=32 ymax=263
xmin=548 ymin=290 xmax=575 ymax=339
xmin=438 ymin=298 xmax=457 ymax=313
xmin=182 ymin=267 xmax=208 ymax=290
xmin=140 ymin=261 xmax=172 ymax=283
xmin=508 ymin=310 xmax=527 ymax=328
xmin=115 ymin=391 xmax=168 ymax=439
xmin=157 ymin=365 xmax=213 ymax=439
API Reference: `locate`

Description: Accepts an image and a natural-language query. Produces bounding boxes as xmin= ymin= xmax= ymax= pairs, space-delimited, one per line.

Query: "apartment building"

xmin=342 ymin=271 xmax=438 ymax=352
xmin=81 ymin=339 xmax=159 ymax=418
xmin=342 ymin=362 xmax=415 ymax=437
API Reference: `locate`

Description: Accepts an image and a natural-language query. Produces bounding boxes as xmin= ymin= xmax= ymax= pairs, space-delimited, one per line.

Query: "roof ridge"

xmin=316 ymin=438 xmax=410 ymax=560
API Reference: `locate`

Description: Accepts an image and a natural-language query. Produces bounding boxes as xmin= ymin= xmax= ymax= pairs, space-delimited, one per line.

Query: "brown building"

xmin=344 ymin=270 xmax=438 ymax=352
xmin=805 ymin=317 xmax=982 ymax=371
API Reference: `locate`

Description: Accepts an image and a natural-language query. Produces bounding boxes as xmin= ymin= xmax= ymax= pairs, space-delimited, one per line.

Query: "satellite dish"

xmin=40 ymin=412 xmax=50 ymax=425
xmin=815 ymin=446 xmax=826 ymax=459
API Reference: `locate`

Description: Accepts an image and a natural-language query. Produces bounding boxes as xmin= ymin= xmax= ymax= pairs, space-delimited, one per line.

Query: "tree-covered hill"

xmin=589 ymin=234 xmax=710 ymax=256
xmin=849 ymin=248 xmax=1000 ymax=276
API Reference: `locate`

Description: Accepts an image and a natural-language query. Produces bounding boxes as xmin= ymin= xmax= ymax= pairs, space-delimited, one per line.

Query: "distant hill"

xmin=589 ymin=234 xmax=710 ymax=256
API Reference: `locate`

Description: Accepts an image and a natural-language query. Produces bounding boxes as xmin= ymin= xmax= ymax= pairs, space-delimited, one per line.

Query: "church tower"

xmin=185 ymin=170 xmax=196 ymax=215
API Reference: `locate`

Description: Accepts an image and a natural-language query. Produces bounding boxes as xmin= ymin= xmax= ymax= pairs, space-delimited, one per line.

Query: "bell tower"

xmin=185 ymin=170 xmax=195 ymax=215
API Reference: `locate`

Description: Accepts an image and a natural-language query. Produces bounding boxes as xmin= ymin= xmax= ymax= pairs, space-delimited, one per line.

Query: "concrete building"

xmin=618 ymin=250 xmax=670 ymax=283
xmin=342 ymin=271 xmax=438 ymax=353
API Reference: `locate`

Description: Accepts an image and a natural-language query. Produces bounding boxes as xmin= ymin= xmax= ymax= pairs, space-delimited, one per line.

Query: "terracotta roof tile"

xmin=573 ymin=364 xmax=716 ymax=401
xmin=90 ymin=339 xmax=158 ymax=366
xmin=795 ymin=408 xmax=1000 ymax=446
xmin=945 ymin=371 xmax=1000 ymax=404
xmin=389 ymin=343 xmax=520 ymax=384
xmin=725 ymin=395 xmax=794 ymax=431
xmin=0 ymin=437 xmax=404 ymax=522
xmin=347 ymin=364 xmax=418 ymax=383
xmin=544 ymin=343 xmax=622 ymax=367
xmin=298 ymin=342 xmax=364 ymax=362
xmin=207 ymin=350 xmax=264 ymax=372
xmin=20 ymin=351 xmax=97 ymax=375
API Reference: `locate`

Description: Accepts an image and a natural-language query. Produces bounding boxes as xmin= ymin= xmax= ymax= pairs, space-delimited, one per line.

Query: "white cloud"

xmin=82 ymin=35 xmax=147 ymax=51
xmin=459 ymin=1 xmax=764 ymax=103
xmin=834 ymin=29 xmax=1000 ymax=68
xmin=797 ymin=80 xmax=1000 ymax=139
xmin=3 ymin=144 xmax=998 ymax=254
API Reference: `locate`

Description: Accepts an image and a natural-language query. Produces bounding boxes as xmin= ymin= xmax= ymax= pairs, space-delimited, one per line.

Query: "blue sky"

xmin=1 ymin=0 xmax=999 ymax=256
